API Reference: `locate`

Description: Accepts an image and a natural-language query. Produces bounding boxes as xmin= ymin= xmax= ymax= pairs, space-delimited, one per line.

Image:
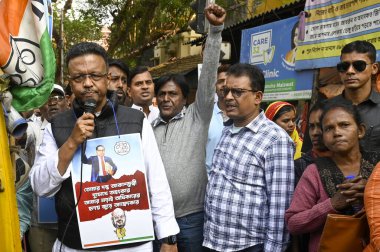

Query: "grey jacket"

xmin=152 ymin=24 xmax=223 ymax=217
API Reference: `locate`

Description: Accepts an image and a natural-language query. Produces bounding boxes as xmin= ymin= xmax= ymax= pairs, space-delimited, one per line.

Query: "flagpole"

xmin=0 ymin=103 xmax=22 ymax=252
xmin=60 ymin=8 xmax=64 ymax=85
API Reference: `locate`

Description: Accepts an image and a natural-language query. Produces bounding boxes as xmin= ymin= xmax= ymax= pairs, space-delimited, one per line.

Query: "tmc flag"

xmin=0 ymin=0 xmax=55 ymax=112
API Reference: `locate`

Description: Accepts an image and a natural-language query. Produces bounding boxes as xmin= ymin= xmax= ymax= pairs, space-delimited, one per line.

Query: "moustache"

xmin=225 ymin=102 xmax=236 ymax=106
xmin=81 ymin=89 xmax=99 ymax=95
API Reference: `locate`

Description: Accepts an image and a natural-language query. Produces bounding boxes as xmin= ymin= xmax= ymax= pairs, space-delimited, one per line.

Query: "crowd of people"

xmin=7 ymin=3 xmax=380 ymax=252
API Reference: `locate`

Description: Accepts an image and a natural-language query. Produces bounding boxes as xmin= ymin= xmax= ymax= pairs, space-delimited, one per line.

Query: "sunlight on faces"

xmin=339 ymin=52 xmax=378 ymax=91
xmin=68 ymin=54 xmax=108 ymax=112
xmin=215 ymin=71 xmax=227 ymax=101
xmin=128 ymin=71 xmax=155 ymax=106
xmin=108 ymin=65 xmax=127 ymax=102
xmin=322 ymin=107 xmax=365 ymax=154
xmin=40 ymin=91 xmax=68 ymax=122
xmin=224 ymin=75 xmax=262 ymax=127
xmin=275 ymin=110 xmax=296 ymax=136
xmin=156 ymin=81 xmax=186 ymax=122
xmin=308 ymin=109 xmax=325 ymax=150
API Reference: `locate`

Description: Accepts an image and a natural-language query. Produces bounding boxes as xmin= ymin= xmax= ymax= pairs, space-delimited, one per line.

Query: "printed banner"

xmin=295 ymin=0 xmax=380 ymax=70
xmin=0 ymin=0 xmax=55 ymax=112
xmin=241 ymin=16 xmax=315 ymax=101
xmin=71 ymin=134 xmax=154 ymax=249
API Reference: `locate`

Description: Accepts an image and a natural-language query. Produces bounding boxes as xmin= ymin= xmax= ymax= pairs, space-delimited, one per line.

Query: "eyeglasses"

xmin=68 ymin=73 xmax=108 ymax=83
xmin=222 ymin=87 xmax=257 ymax=98
xmin=109 ymin=75 xmax=127 ymax=84
xmin=336 ymin=60 xmax=371 ymax=73
xmin=48 ymin=95 xmax=65 ymax=103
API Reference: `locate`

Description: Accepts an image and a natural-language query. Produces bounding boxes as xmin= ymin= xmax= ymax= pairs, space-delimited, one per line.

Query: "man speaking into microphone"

xmin=30 ymin=42 xmax=179 ymax=252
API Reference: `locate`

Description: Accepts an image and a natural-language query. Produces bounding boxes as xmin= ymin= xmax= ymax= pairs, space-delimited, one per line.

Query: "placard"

xmin=71 ymin=133 xmax=154 ymax=249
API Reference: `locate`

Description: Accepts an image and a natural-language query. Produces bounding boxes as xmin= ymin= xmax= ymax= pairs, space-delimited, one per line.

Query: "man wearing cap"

xmin=28 ymin=84 xmax=69 ymax=252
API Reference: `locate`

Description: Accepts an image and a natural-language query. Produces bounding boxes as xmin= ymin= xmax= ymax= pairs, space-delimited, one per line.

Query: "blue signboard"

xmin=240 ymin=16 xmax=315 ymax=101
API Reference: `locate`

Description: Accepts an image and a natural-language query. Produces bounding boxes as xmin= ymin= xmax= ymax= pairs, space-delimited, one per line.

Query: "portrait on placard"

xmin=70 ymin=133 xmax=154 ymax=249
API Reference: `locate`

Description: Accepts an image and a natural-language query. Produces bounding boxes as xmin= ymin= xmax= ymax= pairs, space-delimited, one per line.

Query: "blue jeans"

xmin=153 ymin=211 xmax=205 ymax=252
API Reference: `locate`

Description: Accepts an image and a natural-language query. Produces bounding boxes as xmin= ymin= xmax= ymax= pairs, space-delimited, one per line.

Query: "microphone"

xmin=83 ymin=98 xmax=97 ymax=114
xmin=82 ymin=98 xmax=96 ymax=145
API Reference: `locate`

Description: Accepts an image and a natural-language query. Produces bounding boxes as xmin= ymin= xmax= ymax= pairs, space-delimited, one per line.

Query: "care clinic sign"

xmin=241 ymin=16 xmax=314 ymax=101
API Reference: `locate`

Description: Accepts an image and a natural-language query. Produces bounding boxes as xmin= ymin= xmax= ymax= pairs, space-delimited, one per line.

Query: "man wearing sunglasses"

xmin=108 ymin=58 xmax=131 ymax=106
xmin=203 ymin=63 xmax=294 ymax=252
xmin=331 ymin=40 xmax=380 ymax=152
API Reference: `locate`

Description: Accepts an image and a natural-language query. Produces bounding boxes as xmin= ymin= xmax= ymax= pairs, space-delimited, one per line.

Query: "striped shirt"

xmin=203 ymin=111 xmax=295 ymax=252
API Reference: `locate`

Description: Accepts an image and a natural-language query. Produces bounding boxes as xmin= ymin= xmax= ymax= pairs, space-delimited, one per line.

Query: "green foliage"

xmin=52 ymin=6 xmax=102 ymax=50
xmin=63 ymin=12 xmax=102 ymax=48
xmin=81 ymin=0 xmax=194 ymax=65
xmin=52 ymin=4 xmax=102 ymax=82
xmin=53 ymin=0 xmax=228 ymax=66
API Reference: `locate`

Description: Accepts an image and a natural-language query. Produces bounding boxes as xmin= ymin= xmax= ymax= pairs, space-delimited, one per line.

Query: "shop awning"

xmin=149 ymin=54 xmax=202 ymax=79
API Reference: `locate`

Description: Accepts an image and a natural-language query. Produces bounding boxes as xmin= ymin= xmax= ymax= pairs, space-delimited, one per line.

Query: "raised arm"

xmin=193 ymin=4 xmax=225 ymax=121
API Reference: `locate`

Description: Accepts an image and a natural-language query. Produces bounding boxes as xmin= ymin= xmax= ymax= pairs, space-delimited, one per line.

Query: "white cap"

xmin=52 ymin=84 xmax=65 ymax=96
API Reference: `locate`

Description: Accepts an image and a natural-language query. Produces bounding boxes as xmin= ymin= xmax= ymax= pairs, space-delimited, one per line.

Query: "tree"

xmin=52 ymin=1 xmax=102 ymax=83
xmin=83 ymin=0 xmax=193 ymax=65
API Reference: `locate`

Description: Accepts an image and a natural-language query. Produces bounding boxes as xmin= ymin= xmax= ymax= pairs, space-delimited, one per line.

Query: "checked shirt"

xmin=203 ymin=111 xmax=294 ymax=252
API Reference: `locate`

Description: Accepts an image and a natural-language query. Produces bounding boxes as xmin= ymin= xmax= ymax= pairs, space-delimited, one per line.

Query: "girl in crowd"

xmin=285 ymin=102 xmax=376 ymax=252
xmin=265 ymin=101 xmax=303 ymax=159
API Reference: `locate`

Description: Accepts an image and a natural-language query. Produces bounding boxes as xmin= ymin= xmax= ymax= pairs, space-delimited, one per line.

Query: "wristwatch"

xmin=161 ymin=235 xmax=177 ymax=245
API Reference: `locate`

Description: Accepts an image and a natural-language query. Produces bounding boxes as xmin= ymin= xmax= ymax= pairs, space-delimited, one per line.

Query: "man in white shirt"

xmin=28 ymin=84 xmax=69 ymax=252
xmin=29 ymin=42 xmax=179 ymax=252
xmin=128 ymin=66 xmax=159 ymax=122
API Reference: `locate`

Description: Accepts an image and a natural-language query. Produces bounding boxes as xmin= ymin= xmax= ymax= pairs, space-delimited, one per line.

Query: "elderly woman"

xmin=285 ymin=102 xmax=376 ymax=252
xmin=265 ymin=101 xmax=303 ymax=159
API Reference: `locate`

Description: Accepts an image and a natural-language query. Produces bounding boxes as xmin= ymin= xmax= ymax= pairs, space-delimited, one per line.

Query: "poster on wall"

xmin=71 ymin=133 xmax=154 ymax=249
xmin=295 ymin=0 xmax=380 ymax=70
xmin=241 ymin=16 xmax=315 ymax=101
